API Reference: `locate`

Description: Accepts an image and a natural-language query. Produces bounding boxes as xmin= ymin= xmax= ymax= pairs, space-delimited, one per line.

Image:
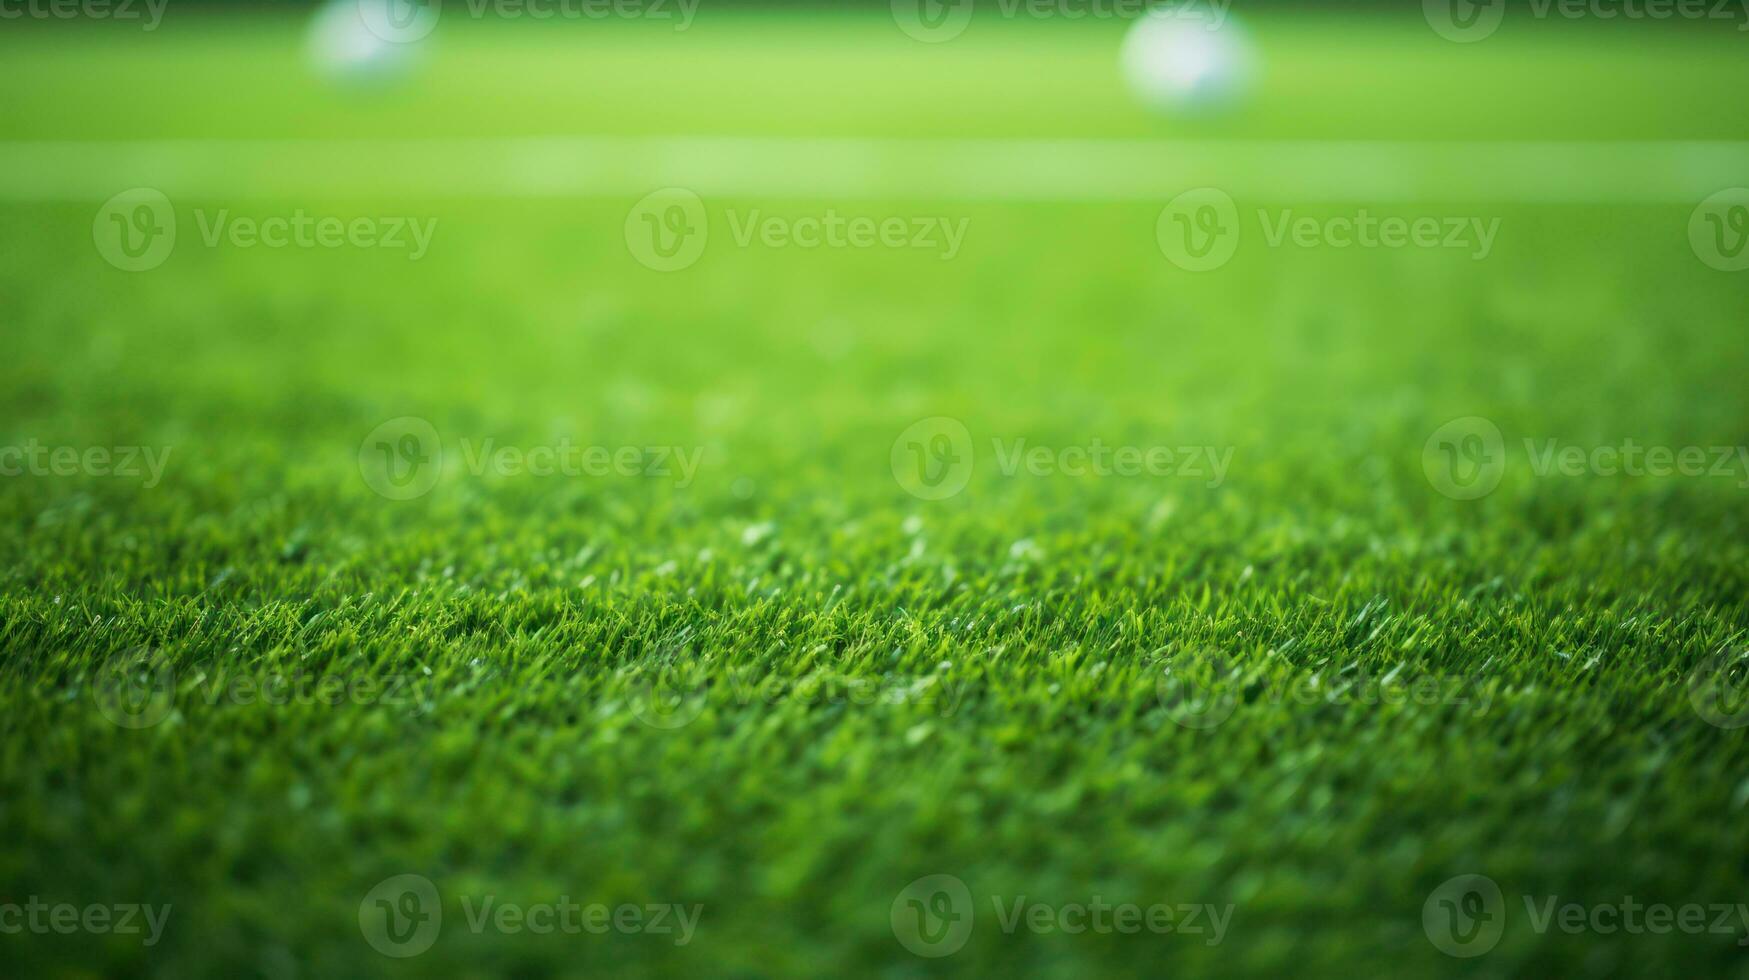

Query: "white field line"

xmin=0 ymin=137 xmax=1744 ymax=202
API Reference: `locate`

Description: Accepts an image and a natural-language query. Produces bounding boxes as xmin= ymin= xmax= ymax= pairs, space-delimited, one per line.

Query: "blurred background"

xmin=2 ymin=2 xmax=1748 ymax=979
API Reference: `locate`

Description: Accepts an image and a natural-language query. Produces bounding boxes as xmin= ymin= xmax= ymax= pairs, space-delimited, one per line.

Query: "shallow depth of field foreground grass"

xmin=2 ymin=9 xmax=1749 ymax=979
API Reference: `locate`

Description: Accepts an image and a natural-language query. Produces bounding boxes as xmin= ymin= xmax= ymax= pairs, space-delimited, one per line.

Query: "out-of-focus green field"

xmin=6 ymin=10 xmax=1749 ymax=140
xmin=2 ymin=8 xmax=1748 ymax=979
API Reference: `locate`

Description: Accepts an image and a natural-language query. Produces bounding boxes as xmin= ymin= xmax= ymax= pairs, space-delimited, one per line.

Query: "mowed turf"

xmin=2 ymin=10 xmax=1749 ymax=979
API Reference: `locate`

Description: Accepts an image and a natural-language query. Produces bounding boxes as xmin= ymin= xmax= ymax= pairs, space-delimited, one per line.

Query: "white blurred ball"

xmin=1121 ymin=9 xmax=1256 ymax=115
xmin=307 ymin=0 xmax=423 ymax=86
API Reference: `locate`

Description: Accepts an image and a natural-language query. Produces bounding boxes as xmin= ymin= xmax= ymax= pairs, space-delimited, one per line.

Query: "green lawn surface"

xmin=2 ymin=9 xmax=1748 ymax=979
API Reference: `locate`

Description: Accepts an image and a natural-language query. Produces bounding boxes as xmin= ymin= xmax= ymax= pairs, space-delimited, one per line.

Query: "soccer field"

xmin=2 ymin=5 xmax=1748 ymax=977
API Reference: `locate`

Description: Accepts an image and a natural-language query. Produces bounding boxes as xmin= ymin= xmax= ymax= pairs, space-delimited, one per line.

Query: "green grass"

xmin=3 ymin=9 xmax=1749 ymax=979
